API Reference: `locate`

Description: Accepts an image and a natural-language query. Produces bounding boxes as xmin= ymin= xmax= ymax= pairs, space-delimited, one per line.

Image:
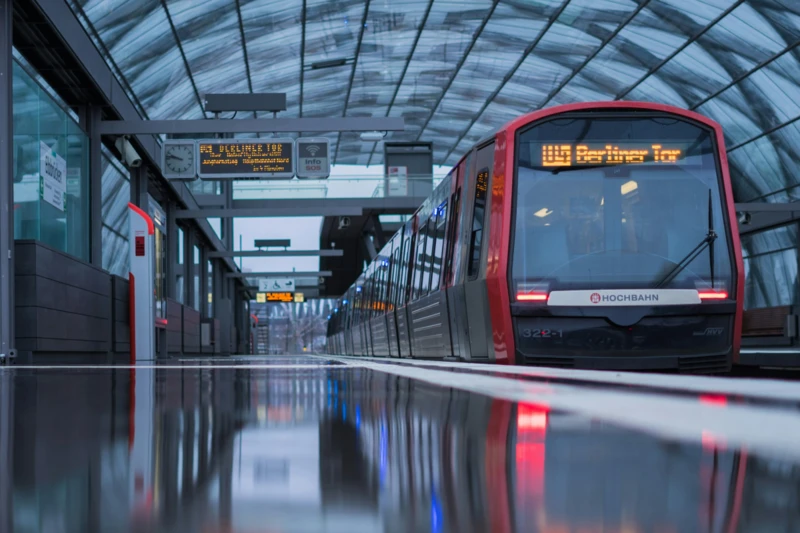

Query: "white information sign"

xmin=258 ymin=278 xmax=296 ymax=292
xmin=296 ymin=138 xmax=330 ymax=179
xmin=386 ymin=166 xmax=408 ymax=196
xmin=39 ymin=141 xmax=67 ymax=211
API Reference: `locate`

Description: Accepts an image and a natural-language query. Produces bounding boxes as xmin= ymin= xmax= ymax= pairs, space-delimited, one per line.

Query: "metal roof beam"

xmin=333 ymin=0 xmax=372 ymax=164
xmin=226 ymin=271 xmax=332 ymax=278
xmin=209 ymin=249 xmax=343 ymax=258
xmin=97 ymin=116 xmax=405 ymax=135
xmin=176 ymin=207 xmax=364 ymax=218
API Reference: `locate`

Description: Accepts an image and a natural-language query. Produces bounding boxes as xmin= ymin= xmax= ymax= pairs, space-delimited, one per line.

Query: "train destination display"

xmin=197 ymin=139 xmax=295 ymax=179
xmin=541 ymin=143 xmax=687 ymax=167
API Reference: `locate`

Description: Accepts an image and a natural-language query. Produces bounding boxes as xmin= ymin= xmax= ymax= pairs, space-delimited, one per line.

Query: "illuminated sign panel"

xmin=265 ymin=292 xmax=294 ymax=303
xmin=197 ymin=139 xmax=295 ymax=179
xmin=476 ymin=169 xmax=489 ymax=200
xmin=541 ymin=143 xmax=685 ymax=167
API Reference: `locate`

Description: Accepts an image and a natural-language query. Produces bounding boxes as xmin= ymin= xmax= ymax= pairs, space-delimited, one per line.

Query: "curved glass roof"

xmin=68 ymin=0 xmax=800 ymax=202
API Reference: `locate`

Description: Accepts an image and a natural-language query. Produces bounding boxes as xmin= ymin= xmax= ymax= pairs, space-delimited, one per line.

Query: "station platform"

xmin=1 ymin=354 xmax=800 ymax=532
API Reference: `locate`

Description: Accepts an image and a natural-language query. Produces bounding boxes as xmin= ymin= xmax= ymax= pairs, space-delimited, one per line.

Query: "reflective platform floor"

xmin=1 ymin=355 xmax=800 ymax=532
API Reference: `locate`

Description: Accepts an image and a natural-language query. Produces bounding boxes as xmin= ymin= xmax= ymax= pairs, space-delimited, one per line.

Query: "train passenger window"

xmin=468 ymin=143 xmax=494 ymax=280
xmin=445 ymin=189 xmax=461 ymax=285
xmin=420 ymin=215 xmax=435 ymax=296
xmin=412 ymin=219 xmax=425 ymax=300
xmin=419 ymin=216 xmax=430 ymax=296
xmin=391 ymin=247 xmax=400 ymax=309
xmin=401 ymin=235 xmax=412 ymax=306
xmin=431 ymin=201 xmax=447 ymax=290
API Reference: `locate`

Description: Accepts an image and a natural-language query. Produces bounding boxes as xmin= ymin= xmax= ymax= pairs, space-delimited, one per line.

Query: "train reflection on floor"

xmin=1 ymin=362 xmax=799 ymax=532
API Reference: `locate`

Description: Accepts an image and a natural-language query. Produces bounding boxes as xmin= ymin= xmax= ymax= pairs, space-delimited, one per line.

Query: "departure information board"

xmin=197 ymin=139 xmax=295 ymax=179
xmin=263 ymin=292 xmax=294 ymax=303
xmin=540 ymin=143 xmax=687 ymax=167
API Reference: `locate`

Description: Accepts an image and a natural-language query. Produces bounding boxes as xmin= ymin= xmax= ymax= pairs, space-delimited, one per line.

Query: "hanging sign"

xmin=386 ymin=166 xmax=408 ymax=196
xmin=296 ymin=138 xmax=331 ymax=179
xmin=258 ymin=278 xmax=296 ymax=292
xmin=39 ymin=141 xmax=67 ymax=211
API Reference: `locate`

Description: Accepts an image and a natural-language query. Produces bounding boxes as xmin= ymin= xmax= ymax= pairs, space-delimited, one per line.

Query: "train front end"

xmin=506 ymin=103 xmax=743 ymax=373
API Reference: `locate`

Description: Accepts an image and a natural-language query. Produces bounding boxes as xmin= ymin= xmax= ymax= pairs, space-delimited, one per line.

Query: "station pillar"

xmin=0 ymin=0 xmax=14 ymax=362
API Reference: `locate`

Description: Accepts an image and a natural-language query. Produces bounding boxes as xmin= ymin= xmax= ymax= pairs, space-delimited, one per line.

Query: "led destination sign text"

xmin=541 ymin=144 xmax=684 ymax=167
xmin=198 ymin=141 xmax=294 ymax=177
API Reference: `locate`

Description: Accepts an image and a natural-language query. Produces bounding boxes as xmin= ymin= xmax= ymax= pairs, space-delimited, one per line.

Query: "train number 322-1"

xmin=522 ymin=329 xmax=563 ymax=339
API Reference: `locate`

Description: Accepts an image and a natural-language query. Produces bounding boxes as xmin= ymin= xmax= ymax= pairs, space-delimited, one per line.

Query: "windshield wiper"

xmin=656 ymin=189 xmax=717 ymax=289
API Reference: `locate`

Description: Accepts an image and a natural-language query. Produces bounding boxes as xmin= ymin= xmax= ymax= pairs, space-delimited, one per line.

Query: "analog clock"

xmin=163 ymin=143 xmax=195 ymax=176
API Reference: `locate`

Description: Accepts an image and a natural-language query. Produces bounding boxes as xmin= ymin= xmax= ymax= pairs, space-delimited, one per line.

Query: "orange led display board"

xmin=197 ymin=139 xmax=295 ymax=179
xmin=541 ymin=143 xmax=685 ymax=167
xmin=264 ymin=292 xmax=294 ymax=303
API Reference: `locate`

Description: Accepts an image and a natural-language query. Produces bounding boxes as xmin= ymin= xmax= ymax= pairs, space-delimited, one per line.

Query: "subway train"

xmin=326 ymin=102 xmax=744 ymax=373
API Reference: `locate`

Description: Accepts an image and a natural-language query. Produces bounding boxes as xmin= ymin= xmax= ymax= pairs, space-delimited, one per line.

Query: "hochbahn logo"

xmin=590 ymin=292 xmax=659 ymax=304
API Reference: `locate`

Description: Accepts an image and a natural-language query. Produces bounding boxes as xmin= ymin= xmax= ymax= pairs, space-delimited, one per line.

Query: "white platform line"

xmin=0 ymin=364 xmax=347 ymax=370
xmin=316 ymin=355 xmax=800 ymax=403
xmin=339 ymin=357 xmax=800 ymax=462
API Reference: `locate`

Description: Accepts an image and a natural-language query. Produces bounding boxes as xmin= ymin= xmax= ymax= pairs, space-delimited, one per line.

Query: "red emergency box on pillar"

xmin=128 ymin=203 xmax=155 ymax=362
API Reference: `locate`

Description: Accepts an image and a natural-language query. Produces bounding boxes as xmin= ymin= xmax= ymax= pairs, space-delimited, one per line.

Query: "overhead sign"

xmin=264 ymin=292 xmax=294 ymax=303
xmin=296 ymin=138 xmax=330 ymax=179
xmin=386 ymin=166 xmax=408 ymax=196
xmin=197 ymin=139 xmax=295 ymax=179
xmin=258 ymin=278 xmax=296 ymax=292
xmin=39 ymin=141 xmax=67 ymax=211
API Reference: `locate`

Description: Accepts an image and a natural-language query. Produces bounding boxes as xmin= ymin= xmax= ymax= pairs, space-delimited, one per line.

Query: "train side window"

xmin=423 ymin=213 xmax=436 ymax=293
xmin=391 ymin=248 xmax=400 ymax=309
xmin=414 ymin=217 xmax=426 ymax=299
xmin=381 ymin=261 xmax=389 ymax=314
xmin=445 ymin=189 xmax=461 ymax=285
xmin=424 ymin=215 xmax=436 ymax=295
xmin=468 ymin=144 xmax=494 ymax=280
xmin=431 ymin=201 xmax=447 ymax=290
xmin=402 ymin=235 xmax=412 ymax=305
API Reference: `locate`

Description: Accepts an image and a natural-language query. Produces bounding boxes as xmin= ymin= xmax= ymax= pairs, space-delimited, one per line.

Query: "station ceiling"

xmin=67 ymin=0 xmax=799 ymax=202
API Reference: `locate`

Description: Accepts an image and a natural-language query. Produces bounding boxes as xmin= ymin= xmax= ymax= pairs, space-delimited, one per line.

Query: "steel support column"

xmin=89 ymin=106 xmax=103 ymax=266
xmin=0 ymin=0 xmax=13 ymax=361
xmin=130 ymin=166 xmax=148 ymax=209
xmin=166 ymin=201 xmax=178 ymax=300
xmin=0 ymin=371 xmax=12 ymax=530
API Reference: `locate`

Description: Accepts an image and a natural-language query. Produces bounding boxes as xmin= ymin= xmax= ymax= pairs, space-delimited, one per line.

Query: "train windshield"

xmin=512 ymin=115 xmax=732 ymax=294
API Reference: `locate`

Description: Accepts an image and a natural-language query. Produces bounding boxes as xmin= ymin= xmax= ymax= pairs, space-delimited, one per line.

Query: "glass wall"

xmin=742 ymin=224 xmax=799 ymax=310
xmin=13 ymin=60 xmax=89 ymax=261
xmin=100 ymin=146 xmax=130 ymax=277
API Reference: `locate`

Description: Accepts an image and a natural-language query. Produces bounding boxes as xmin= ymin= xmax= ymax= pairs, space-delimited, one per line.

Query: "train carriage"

xmin=327 ymin=101 xmax=744 ymax=372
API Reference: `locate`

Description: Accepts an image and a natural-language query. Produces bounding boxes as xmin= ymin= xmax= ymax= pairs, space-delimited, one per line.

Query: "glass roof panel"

xmin=243 ymin=2 xmax=303 ymax=115
xmin=728 ymin=119 xmax=800 ymax=202
xmin=66 ymin=0 xmax=800 ymax=173
xmin=697 ymin=49 xmax=800 ymax=148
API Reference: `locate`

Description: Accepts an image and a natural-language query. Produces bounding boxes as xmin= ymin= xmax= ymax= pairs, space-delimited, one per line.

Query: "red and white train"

xmin=327 ymin=102 xmax=744 ymax=373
